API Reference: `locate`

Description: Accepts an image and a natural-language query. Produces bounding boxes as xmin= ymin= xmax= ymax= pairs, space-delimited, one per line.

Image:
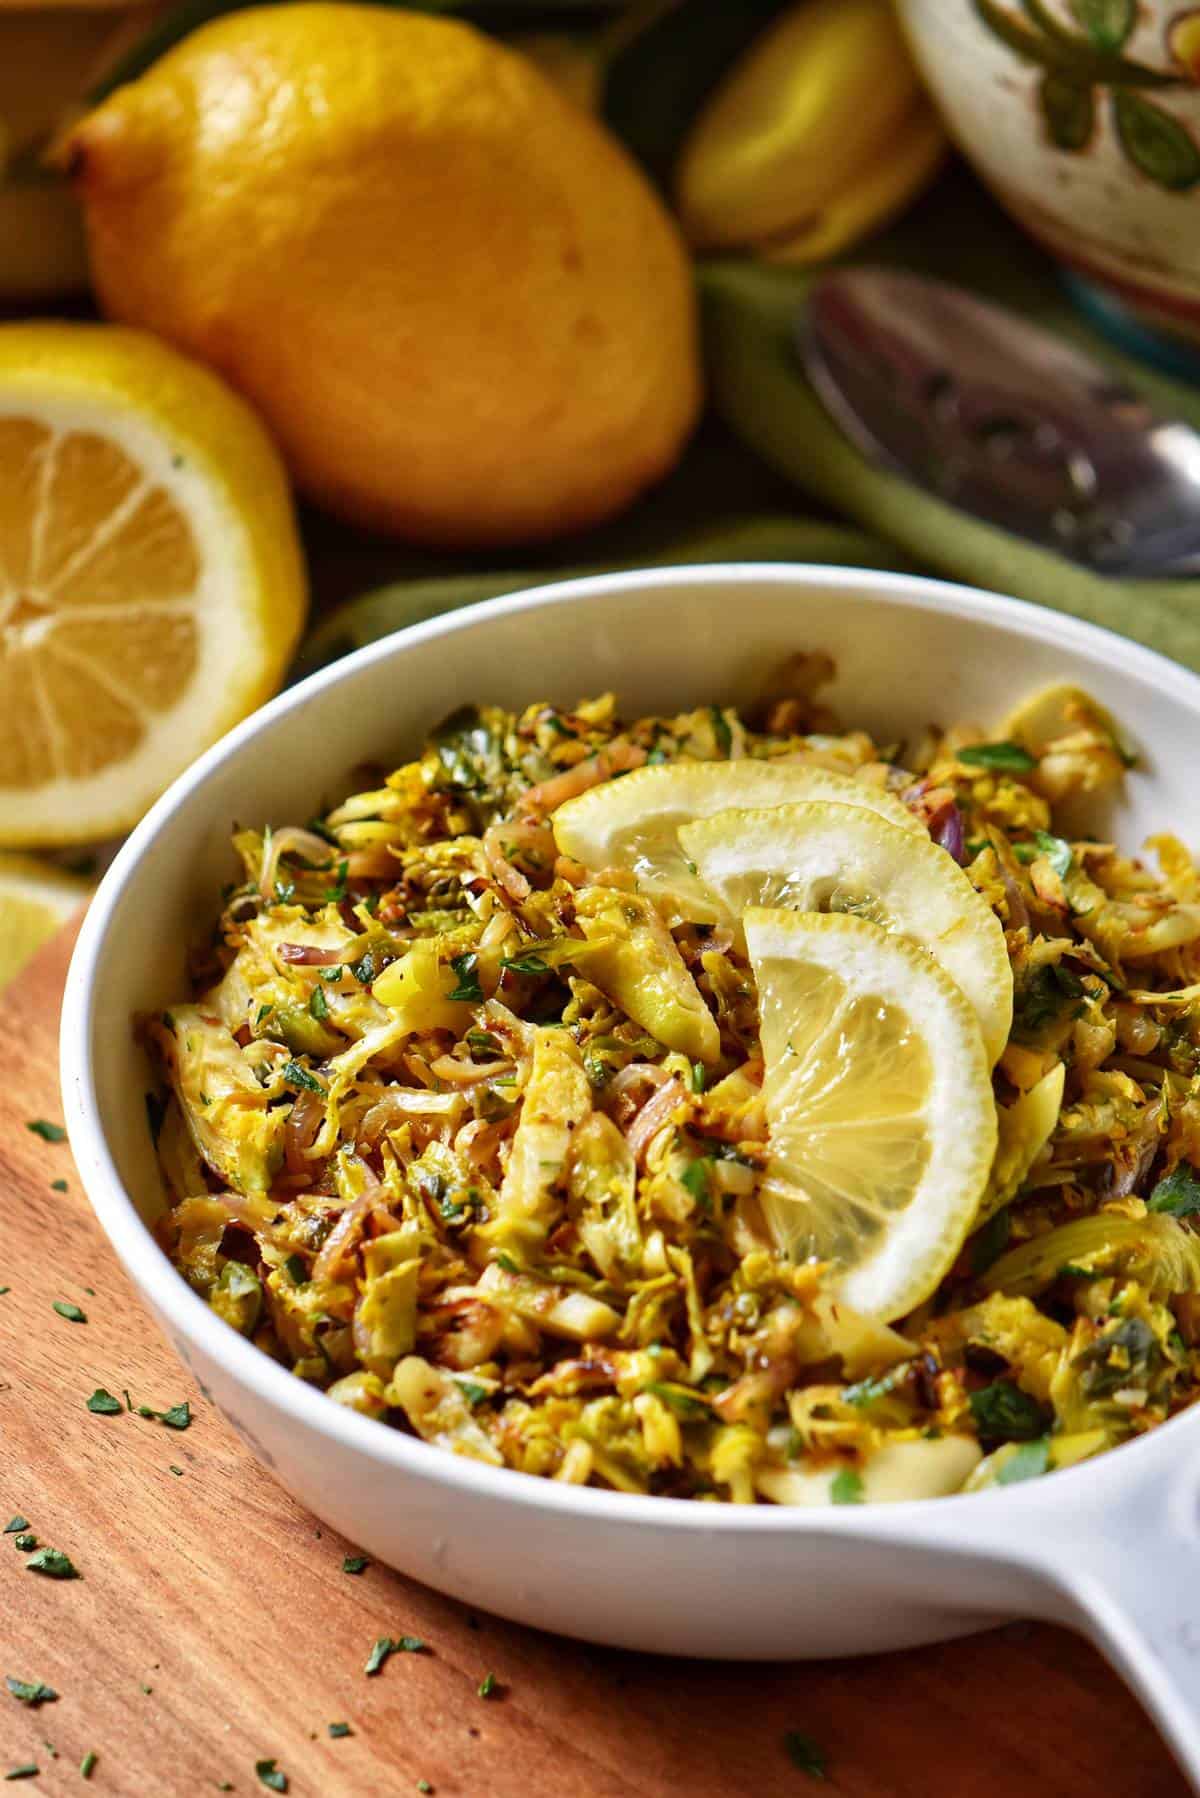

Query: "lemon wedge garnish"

xmin=0 ymin=852 xmax=92 ymax=991
xmin=681 ymin=800 xmax=1013 ymax=1065
xmin=746 ymin=908 xmax=996 ymax=1320
xmin=0 ymin=323 xmax=306 ymax=846
xmin=552 ymin=759 xmax=920 ymax=921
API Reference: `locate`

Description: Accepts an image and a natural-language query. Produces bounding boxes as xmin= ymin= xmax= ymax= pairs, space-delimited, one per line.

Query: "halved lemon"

xmin=0 ymin=851 xmax=92 ymax=990
xmin=0 ymin=323 xmax=306 ymax=846
xmin=552 ymin=758 xmax=920 ymax=920
xmin=745 ymin=908 xmax=997 ymax=1321
xmin=681 ymin=800 xmax=1013 ymax=1065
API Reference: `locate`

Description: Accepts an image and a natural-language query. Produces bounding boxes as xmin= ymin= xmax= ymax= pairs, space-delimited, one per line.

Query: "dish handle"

xmin=932 ymin=1436 xmax=1200 ymax=1795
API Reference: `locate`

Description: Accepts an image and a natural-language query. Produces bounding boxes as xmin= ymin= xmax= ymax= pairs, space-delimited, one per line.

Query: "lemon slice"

xmin=552 ymin=758 xmax=920 ymax=920
xmin=681 ymin=801 xmax=1013 ymax=1065
xmin=0 ymin=323 xmax=306 ymax=846
xmin=745 ymin=908 xmax=997 ymax=1321
xmin=0 ymin=851 xmax=92 ymax=991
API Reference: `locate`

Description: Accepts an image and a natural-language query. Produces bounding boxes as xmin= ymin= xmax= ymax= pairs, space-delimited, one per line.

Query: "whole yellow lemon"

xmin=65 ymin=5 xmax=701 ymax=546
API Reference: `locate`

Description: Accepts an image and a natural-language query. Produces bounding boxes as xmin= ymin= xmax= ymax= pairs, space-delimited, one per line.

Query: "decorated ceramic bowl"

xmin=895 ymin=1 xmax=1200 ymax=352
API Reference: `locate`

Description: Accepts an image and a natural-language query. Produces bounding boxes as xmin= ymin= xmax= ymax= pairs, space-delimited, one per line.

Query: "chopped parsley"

xmin=968 ymin=1382 xmax=1047 ymax=1444
xmin=4 ymin=1765 xmax=39 ymax=1781
xmin=5 ymin=1678 xmax=58 ymax=1707
xmin=86 ymin=1389 xmax=122 ymax=1416
xmin=284 ymin=1254 xmax=309 ymax=1287
xmin=448 ymin=952 xmax=483 ymax=1003
xmin=477 ymin=1671 xmax=499 ymax=1699
xmin=1148 ymin=1162 xmax=1200 ymax=1218
xmin=783 ymin=1730 xmax=827 ymax=1780
xmin=829 ymin=1467 xmax=863 ymax=1506
xmin=13 ymin=1536 xmax=35 ymax=1553
xmin=255 ymin=1759 xmax=288 ymax=1792
xmin=25 ymin=1548 xmax=78 ymax=1580
xmin=324 ymin=859 xmax=350 ymax=903
xmin=3 ymin=1518 xmax=28 ymax=1535
xmin=494 ymin=1252 xmax=519 ymax=1275
xmin=25 ymin=1119 xmax=66 ymax=1143
xmin=710 ymin=705 xmax=733 ymax=755
xmin=349 ymin=949 xmax=378 ymax=985
xmin=281 ymin=1060 xmax=325 ymax=1096
xmin=342 ymin=1555 xmax=369 ymax=1575
xmin=50 ymin=1180 xmax=67 ymax=1194
xmin=500 ymin=951 xmax=549 ymax=976
xmin=52 ymin=1301 xmax=85 ymax=1324
xmin=134 ymin=1401 xmax=191 ymax=1431
xmin=396 ymin=1637 xmax=427 ymax=1655
xmin=80 ymin=1753 xmax=97 ymax=1780
xmin=169 ymin=1466 xmax=184 ymax=1478
xmin=308 ymin=984 xmax=329 ymax=1022
xmin=328 ymin=1723 xmax=352 ymax=1739
xmin=454 ymin=1379 xmax=489 ymax=1409
xmin=957 ymin=741 xmax=1036 ymax=773
xmin=689 ymin=1060 xmax=708 ymax=1094
xmin=680 ymin=1160 xmax=712 ymax=1212
xmin=364 ymin=1637 xmax=393 ymax=1676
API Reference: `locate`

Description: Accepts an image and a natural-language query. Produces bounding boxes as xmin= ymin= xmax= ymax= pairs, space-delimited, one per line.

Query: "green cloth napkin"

xmin=300 ymin=169 xmax=1200 ymax=678
xmin=700 ymin=169 xmax=1200 ymax=674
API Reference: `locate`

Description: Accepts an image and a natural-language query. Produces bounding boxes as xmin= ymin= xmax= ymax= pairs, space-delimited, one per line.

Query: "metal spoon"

xmin=801 ymin=267 xmax=1200 ymax=578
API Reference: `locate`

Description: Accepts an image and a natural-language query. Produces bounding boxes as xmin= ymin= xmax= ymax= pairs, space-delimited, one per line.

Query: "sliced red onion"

xmin=932 ymin=804 xmax=966 ymax=865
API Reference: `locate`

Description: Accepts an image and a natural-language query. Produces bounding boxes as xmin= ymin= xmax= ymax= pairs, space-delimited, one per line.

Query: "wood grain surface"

xmin=1 ymin=924 xmax=1188 ymax=1797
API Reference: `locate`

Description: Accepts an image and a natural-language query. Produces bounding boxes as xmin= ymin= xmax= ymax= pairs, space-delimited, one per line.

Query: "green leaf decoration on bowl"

xmin=1039 ymin=69 xmax=1096 ymax=147
xmin=1113 ymin=87 xmax=1200 ymax=187
xmin=975 ymin=0 xmax=1200 ymax=190
xmin=1069 ymin=0 xmax=1136 ymax=52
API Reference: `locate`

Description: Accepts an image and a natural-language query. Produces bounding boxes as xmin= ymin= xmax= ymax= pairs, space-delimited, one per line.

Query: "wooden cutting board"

xmin=1 ymin=924 xmax=1187 ymax=1798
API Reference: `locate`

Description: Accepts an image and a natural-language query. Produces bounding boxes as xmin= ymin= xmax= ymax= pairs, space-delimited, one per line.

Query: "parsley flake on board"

xmin=13 ymin=1536 xmax=35 ymax=1553
xmin=255 ymin=1759 xmax=288 ymax=1792
xmin=25 ymin=1119 xmax=66 ymax=1143
xmin=4 ymin=1764 xmax=39 ymax=1780
xmin=328 ymin=1723 xmax=352 ymax=1739
xmin=5 ymin=1678 xmax=58 ymax=1707
xmin=26 ymin=1548 xmax=79 ymax=1579
xmin=3 ymin=1518 xmax=28 ymax=1534
xmin=783 ymin=1730 xmax=827 ymax=1780
xmin=86 ymin=1389 xmax=122 ymax=1416
xmin=364 ymin=1637 xmax=393 ymax=1676
xmin=80 ymin=1753 xmax=97 ymax=1780
xmin=52 ymin=1301 xmax=86 ymax=1324
xmin=50 ymin=1180 xmax=67 ymax=1194
xmin=342 ymin=1556 xmax=369 ymax=1575
xmin=477 ymin=1671 xmax=498 ymax=1699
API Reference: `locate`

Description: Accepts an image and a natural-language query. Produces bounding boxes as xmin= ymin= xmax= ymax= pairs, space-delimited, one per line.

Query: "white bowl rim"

xmin=60 ymin=561 xmax=1200 ymax=1536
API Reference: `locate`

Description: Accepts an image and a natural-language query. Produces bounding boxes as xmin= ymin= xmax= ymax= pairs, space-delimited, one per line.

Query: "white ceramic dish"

xmin=61 ymin=566 xmax=1200 ymax=1789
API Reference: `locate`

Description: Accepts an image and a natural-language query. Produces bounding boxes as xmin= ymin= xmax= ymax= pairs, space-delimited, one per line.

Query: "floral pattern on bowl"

xmin=896 ymin=0 xmax=1200 ymax=344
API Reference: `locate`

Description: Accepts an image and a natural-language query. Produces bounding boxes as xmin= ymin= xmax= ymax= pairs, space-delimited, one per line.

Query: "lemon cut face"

xmin=552 ymin=758 xmax=921 ymax=921
xmin=0 ymin=324 xmax=305 ymax=846
xmin=745 ymin=908 xmax=997 ymax=1321
xmin=681 ymin=800 xmax=1013 ymax=1064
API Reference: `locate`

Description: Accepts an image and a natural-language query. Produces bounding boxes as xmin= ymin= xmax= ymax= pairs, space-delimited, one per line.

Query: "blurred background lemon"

xmin=64 ymin=5 xmax=703 ymax=547
xmin=0 ymin=0 xmax=949 ymax=985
